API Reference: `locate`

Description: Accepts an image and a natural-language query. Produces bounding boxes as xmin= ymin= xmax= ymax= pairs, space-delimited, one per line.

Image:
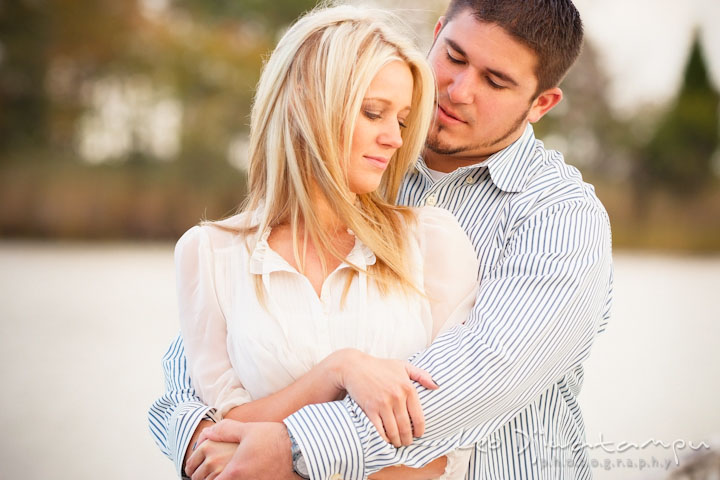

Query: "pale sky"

xmin=574 ymin=0 xmax=720 ymax=115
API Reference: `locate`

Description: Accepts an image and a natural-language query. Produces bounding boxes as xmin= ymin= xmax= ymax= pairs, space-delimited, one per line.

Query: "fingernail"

xmin=431 ymin=377 xmax=440 ymax=387
xmin=192 ymin=441 xmax=198 ymax=451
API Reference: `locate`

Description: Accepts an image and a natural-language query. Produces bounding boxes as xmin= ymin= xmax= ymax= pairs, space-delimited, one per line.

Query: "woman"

xmin=178 ymin=5 xmax=479 ymax=479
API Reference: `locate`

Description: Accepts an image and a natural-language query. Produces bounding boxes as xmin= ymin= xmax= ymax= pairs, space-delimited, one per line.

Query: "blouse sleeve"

xmin=416 ymin=207 xmax=479 ymax=340
xmin=175 ymin=226 xmax=253 ymax=417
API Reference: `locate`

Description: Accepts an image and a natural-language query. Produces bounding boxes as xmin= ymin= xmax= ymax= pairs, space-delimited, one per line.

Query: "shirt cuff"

xmin=284 ymin=400 xmax=365 ymax=480
xmin=168 ymin=402 xmax=217 ymax=479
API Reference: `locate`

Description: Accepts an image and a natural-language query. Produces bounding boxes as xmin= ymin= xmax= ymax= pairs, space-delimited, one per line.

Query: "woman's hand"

xmin=328 ymin=349 xmax=438 ymax=447
xmin=185 ymin=439 xmax=238 ymax=480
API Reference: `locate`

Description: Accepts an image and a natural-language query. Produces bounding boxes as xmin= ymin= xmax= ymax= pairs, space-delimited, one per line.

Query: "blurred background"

xmin=0 ymin=0 xmax=718 ymax=479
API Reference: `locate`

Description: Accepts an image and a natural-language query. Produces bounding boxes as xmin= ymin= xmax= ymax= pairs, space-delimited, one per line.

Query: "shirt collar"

xmin=485 ymin=123 xmax=538 ymax=193
xmin=416 ymin=123 xmax=538 ymax=194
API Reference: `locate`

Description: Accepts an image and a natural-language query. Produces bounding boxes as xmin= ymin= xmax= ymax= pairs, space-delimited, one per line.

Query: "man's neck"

xmin=422 ymin=149 xmax=490 ymax=173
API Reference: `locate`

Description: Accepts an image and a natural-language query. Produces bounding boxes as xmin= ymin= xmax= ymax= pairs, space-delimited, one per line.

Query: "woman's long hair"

xmin=225 ymin=4 xmax=436 ymax=295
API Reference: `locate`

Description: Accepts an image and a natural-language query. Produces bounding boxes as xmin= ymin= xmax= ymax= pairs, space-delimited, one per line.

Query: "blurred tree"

xmin=636 ymin=35 xmax=719 ymax=194
xmin=173 ymin=0 xmax=318 ymax=30
xmin=0 ymin=0 xmax=49 ymax=154
xmin=535 ymin=41 xmax=629 ymax=178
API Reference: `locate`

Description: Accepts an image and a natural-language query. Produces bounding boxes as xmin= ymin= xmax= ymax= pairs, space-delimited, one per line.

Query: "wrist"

xmin=324 ymin=348 xmax=359 ymax=390
xmin=287 ymin=427 xmax=310 ymax=479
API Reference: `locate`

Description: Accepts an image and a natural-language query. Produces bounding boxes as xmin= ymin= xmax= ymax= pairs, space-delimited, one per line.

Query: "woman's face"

xmin=347 ymin=60 xmax=414 ymax=195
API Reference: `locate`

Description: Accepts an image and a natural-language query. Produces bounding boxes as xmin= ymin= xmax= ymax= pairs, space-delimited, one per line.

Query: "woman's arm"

xmin=187 ymin=350 xmax=439 ymax=480
xmin=221 ymin=349 xmax=346 ymax=422
xmin=178 ymin=226 xmax=437 ymax=440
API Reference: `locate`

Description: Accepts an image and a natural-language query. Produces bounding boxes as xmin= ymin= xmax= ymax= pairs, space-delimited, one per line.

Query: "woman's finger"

xmin=392 ymin=391 xmax=414 ymax=446
xmin=406 ymin=388 xmax=426 ymax=438
xmin=405 ymin=363 xmax=438 ymax=390
xmin=381 ymin=407 xmax=402 ymax=447
xmin=367 ymin=413 xmax=390 ymax=443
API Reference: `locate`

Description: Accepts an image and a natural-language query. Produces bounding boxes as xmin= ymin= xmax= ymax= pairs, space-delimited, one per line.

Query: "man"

xmin=149 ymin=0 xmax=613 ymax=479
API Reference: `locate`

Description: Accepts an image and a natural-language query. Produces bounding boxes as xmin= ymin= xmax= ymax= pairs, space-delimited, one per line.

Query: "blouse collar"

xmin=248 ymin=226 xmax=376 ymax=276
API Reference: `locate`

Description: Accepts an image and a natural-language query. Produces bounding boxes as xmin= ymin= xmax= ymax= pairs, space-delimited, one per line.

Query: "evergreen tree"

xmin=638 ymin=35 xmax=719 ymax=193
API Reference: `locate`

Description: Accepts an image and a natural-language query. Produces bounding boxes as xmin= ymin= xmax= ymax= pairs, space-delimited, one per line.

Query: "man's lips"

xmin=437 ymin=104 xmax=467 ymax=124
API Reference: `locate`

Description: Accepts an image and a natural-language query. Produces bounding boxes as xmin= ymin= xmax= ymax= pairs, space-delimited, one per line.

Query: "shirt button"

xmin=426 ymin=195 xmax=437 ymax=207
xmin=465 ymin=175 xmax=475 ymax=184
xmin=330 ymin=475 xmax=344 ymax=480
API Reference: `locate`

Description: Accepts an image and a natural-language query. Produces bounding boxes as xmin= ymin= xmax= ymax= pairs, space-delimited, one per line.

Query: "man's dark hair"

xmin=445 ymin=0 xmax=583 ymax=96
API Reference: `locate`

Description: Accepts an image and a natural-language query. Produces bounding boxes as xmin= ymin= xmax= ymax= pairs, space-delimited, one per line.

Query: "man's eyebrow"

xmin=446 ymin=38 xmax=519 ymax=87
xmin=445 ymin=39 xmax=468 ymax=58
xmin=486 ymin=68 xmax=519 ymax=87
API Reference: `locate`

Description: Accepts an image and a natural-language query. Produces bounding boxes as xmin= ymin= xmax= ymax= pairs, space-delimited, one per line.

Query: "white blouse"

xmin=175 ymin=206 xmax=479 ymax=479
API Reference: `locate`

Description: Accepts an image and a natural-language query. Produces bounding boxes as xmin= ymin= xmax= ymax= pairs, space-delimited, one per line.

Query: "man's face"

xmin=426 ymin=10 xmax=541 ymax=159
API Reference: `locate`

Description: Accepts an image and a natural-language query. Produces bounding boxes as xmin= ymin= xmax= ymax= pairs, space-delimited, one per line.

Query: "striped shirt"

xmin=283 ymin=124 xmax=612 ymax=479
xmin=148 ymin=124 xmax=612 ymax=479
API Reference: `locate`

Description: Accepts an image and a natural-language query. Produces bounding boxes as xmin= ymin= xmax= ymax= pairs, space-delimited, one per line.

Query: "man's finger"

xmin=185 ymin=443 xmax=206 ymax=477
xmin=405 ymin=363 xmax=438 ymax=390
xmin=191 ymin=456 xmax=213 ymax=480
xmin=203 ymin=419 xmax=245 ymax=443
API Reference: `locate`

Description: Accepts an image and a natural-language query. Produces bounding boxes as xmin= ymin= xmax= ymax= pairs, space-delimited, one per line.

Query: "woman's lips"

xmin=364 ymin=155 xmax=390 ymax=169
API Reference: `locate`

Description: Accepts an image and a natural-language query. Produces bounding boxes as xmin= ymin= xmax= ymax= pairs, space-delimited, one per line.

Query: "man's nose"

xmin=447 ymin=70 xmax=474 ymax=104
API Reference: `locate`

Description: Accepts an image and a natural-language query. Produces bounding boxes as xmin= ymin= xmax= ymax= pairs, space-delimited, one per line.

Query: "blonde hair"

xmin=226 ymin=4 xmax=436 ymax=294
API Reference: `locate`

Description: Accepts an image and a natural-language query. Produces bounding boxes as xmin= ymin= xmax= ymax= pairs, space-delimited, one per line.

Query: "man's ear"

xmin=527 ymin=87 xmax=563 ymax=123
xmin=433 ymin=16 xmax=446 ymax=41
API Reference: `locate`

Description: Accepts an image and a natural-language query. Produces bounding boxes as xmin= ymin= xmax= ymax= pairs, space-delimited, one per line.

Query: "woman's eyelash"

xmin=363 ymin=110 xmax=381 ymax=120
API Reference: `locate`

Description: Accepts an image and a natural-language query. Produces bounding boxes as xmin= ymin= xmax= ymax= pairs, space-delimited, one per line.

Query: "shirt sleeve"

xmin=147 ymin=333 xmax=217 ymax=479
xmin=284 ymin=200 xmax=612 ymax=480
xmin=415 ymin=207 xmax=479 ymax=339
xmin=175 ymin=226 xmax=253 ymax=416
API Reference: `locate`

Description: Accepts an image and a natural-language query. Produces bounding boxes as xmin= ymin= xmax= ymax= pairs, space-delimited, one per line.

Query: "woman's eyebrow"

xmin=363 ymin=97 xmax=391 ymax=105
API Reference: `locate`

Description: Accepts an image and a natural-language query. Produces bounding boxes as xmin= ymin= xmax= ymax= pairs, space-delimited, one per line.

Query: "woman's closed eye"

xmin=363 ymin=109 xmax=382 ymax=120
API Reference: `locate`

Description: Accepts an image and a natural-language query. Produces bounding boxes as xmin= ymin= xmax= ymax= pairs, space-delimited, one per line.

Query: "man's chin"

xmin=426 ymin=133 xmax=470 ymax=156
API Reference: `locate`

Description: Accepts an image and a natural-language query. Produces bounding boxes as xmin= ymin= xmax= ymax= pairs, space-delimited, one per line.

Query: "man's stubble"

xmin=425 ymin=104 xmax=531 ymax=156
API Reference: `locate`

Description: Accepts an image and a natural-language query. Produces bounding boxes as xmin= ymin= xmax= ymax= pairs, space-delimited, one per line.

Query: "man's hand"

xmin=197 ymin=419 xmax=301 ymax=480
xmin=186 ymin=440 xmax=238 ymax=480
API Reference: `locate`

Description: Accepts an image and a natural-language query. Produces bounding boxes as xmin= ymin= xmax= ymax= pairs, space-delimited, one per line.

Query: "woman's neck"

xmin=306 ymin=186 xmax=354 ymax=233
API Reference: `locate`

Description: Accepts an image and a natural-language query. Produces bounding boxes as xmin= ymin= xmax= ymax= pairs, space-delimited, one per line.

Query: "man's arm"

xmin=284 ymin=200 xmax=613 ymax=479
xmin=148 ymin=333 xmax=217 ymax=478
